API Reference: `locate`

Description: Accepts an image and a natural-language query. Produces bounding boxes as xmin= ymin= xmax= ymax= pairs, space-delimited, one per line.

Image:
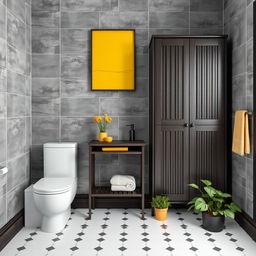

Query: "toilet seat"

xmin=33 ymin=177 xmax=74 ymax=195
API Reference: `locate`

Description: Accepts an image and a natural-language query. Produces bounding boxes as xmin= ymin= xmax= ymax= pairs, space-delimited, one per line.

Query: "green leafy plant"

xmin=188 ymin=180 xmax=241 ymax=219
xmin=151 ymin=195 xmax=171 ymax=209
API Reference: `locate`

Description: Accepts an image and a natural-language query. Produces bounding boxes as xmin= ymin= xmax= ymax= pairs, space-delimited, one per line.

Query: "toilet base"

xmin=41 ymin=207 xmax=70 ymax=233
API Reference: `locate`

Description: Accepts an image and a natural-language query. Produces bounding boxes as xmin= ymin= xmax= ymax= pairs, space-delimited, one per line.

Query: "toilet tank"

xmin=44 ymin=143 xmax=77 ymax=178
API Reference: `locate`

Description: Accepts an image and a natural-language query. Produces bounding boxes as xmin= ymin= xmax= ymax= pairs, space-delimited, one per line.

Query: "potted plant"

xmin=93 ymin=114 xmax=113 ymax=141
xmin=188 ymin=180 xmax=241 ymax=232
xmin=151 ymin=195 xmax=171 ymax=221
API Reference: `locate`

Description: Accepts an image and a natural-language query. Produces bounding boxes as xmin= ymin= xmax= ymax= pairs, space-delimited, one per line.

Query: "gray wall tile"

xmin=0 ymin=39 xmax=6 ymax=68
xmin=247 ymin=39 xmax=253 ymax=73
xmin=190 ymin=0 xmax=223 ymax=12
xmin=7 ymin=12 xmax=26 ymax=52
xmin=247 ymin=3 xmax=253 ymax=41
xmin=7 ymin=70 xmax=26 ymax=95
xmin=7 ymin=45 xmax=26 ymax=75
xmin=61 ymin=98 xmax=99 ymax=116
xmin=32 ymin=0 xmax=59 ymax=12
xmin=119 ymin=0 xmax=148 ymax=11
xmin=32 ymin=78 xmax=60 ymax=97
xmin=7 ymin=0 xmax=25 ymax=22
xmin=0 ymin=68 xmax=7 ymax=92
xmin=61 ymin=0 xmax=118 ymax=12
xmin=7 ymin=154 xmax=26 ymax=192
xmin=100 ymin=11 xmax=148 ymax=28
xmin=0 ymin=195 xmax=7 ymax=229
xmin=7 ymin=118 xmax=25 ymax=159
xmin=149 ymin=12 xmax=189 ymax=28
xmin=61 ymin=55 xmax=88 ymax=80
xmin=32 ymin=11 xmax=60 ymax=28
xmin=32 ymin=54 xmax=59 ymax=78
xmin=61 ymin=29 xmax=90 ymax=55
xmin=0 ymin=119 xmax=6 ymax=163
xmin=232 ymin=45 xmax=246 ymax=77
xmin=149 ymin=0 xmax=189 ymax=12
xmin=0 ymin=4 xmax=6 ymax=40
xmin=32 ymin=117 xmax=59 ymax=144
xmin=7 ymin=94 xmax=25 ymax=117
xmin=32 ymin=28 xmax=59 ymax=54
xmin=61 ymin=12 xmax=99 ymax=28
xmin=0 ymin=92 xmax=6 ymax=117
xmin=190 ymin=12 xmax=223 ymax=28
xmin=32 ymin=97 xmax=59 ymax=116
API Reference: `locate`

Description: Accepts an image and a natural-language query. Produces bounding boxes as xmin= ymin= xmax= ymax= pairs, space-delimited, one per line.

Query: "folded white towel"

xmin=111 ymin=185 xmax=135 ymax=192
xmin=110 ymin=175 xmax=136 ymax=191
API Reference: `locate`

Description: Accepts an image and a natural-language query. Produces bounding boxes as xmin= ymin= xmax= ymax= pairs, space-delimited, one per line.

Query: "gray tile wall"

xmin=0 ymin=0 xmax=31 ymax=228
xmin=224 ymin=0 xmax=254 ymax=218
xmin=31 ymin=0 xmax=224 ymax=194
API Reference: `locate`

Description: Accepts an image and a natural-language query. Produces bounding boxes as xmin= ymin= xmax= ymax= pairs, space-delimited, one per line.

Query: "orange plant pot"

xmin=98 ymin=132 xmax=108 ymax=142
xmin=154 ymin=208 xmax=168 ymax=221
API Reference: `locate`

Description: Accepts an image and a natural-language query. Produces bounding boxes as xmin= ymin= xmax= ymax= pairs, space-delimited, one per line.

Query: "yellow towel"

xmin=232 ymin=110 xmax=250 ymax=155
xmin=102 ymin=147 xmax=128 ymax=152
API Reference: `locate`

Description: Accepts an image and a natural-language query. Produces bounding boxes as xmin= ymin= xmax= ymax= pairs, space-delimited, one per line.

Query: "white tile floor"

xmin=1 ymin=208 xmax=256 ymax=256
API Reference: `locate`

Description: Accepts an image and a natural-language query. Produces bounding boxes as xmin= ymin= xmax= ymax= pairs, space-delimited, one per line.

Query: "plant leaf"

xmin=188 ymin=184 xmax=199 ymax=190
xmin=201 ymin=180 xmax=212 ymax=186
xmin=229 ymin=202 xmax=242 ymax=212
xmin=224 ymin=209 xmax=235 ymax=219
xmin=204 ymin=186 xmax=216 ymax=198
xmin=194 ymin=198 xmax=208 ymax=211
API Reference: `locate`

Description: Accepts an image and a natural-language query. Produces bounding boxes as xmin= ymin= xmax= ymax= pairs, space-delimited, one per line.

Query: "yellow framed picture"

xmin=91 ymin=29 xmax=135 ymax=91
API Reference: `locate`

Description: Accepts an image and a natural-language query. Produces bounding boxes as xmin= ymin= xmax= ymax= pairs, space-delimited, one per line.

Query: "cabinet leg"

xmin=141 ymin=196 xmax=145 ymax=220
xmin=151 ymin=208 xmax=155 ymax=216
xmin=87 ymin=195 xmax=92 ymax=220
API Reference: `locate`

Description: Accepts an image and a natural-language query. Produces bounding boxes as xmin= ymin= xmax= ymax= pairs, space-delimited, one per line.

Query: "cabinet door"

xmin=189 ymin=38 xmax=226 ymax=196
xmin=154 ymin=39 xmax=190 ymax=201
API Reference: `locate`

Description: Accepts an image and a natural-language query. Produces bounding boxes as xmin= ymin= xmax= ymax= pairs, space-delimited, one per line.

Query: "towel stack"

xmin=110 ymin=175 xmax=136 ymax=192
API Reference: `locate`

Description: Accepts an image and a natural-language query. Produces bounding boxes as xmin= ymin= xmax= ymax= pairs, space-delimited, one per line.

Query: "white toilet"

xmin=33 ymin=142 xmax=77 ymax=233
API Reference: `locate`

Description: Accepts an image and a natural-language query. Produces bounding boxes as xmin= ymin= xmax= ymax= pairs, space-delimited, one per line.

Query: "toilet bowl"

xmin=33 ymin=177 xmax=76 ymax=233
xmin=32 ymin=142 xmax=77 ymax=233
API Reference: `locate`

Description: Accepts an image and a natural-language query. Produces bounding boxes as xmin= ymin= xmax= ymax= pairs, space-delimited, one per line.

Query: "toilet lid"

xmin=33 ymin=177 xmax=74 ymax=195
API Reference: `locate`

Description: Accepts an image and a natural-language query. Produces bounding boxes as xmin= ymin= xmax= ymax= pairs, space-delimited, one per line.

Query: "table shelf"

xmin=92 ymin=186 xmax=142 ymax=197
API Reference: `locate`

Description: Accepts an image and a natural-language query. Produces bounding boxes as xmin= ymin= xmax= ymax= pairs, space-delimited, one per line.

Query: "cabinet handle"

xmin=184 ymin=123 xmax=189 ymax=127
xmin=190 ymin=123 xmax=195 ymax=127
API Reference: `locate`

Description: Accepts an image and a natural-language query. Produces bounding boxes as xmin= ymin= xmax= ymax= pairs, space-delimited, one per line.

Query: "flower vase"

xmin=98 ymin=132 xmax=108 ymax=142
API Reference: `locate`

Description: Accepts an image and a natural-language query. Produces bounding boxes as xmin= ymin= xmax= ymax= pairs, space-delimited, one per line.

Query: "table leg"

xmin=87 ymin=147 xmax=92 ymax=220
xmin=141 ymin=146 xmax=145 ymax=220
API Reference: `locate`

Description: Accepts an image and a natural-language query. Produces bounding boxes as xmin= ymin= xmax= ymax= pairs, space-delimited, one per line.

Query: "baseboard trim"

xmin=0 ymin=210 xmax=24 ymax=251
xmin=235 ymin=211 xmax=256 ymax=241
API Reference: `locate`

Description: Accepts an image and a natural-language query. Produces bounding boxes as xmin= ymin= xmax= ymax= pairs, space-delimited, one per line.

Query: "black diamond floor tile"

xmin=176 ymin=212 xmax=182 ymax=215
xmin=94 ymin=246 xmax=103 ymax=251
xmin=17 ymin=246 xmax=26 ymax=251
xmin=122 ymin=217 xmax=128 ymax=221
xmin=181 ymin=224 xmax=187 ymax=229
xmin=29 ymin=232 xmax=37 ymax=236
xmin=56 ymin=232 xmax=63 ymax=236
xmin=119 ymin=246 xmax=127 ymax=251
xmin=161 ymin=224 xmax=168 ymax=229
xmin=120 ymin=232 xmax=128 ymax=236
xmin=142 ymin=238 xmax=149 ymax=242
xmin=208 ymin=238 xmax=215 ymax=242
xmin=204 ymin=232 xmax=212 ymax=237
xmin=52 ymin=238 xmax=60 ymax=242
xmin=77 ymin=232 xmax=85 ymax=236
xmin=70 ymin=246 xmax=79 ymax=251
xmin=213 ymin=247 xmax=221 ymax=251
xmin=102 ymin=224 xmax=108 ymax=229
xmin=120 ymin=238 xmax=127 ymax=242
xmin=166 ymin=246 xmax=174 ymax=251
xmin=81 ymin=224 xmax=88 ymax=229
xmin=99 ymin=232 xmax=106 ymax=236
xmin=98 ymin=238 xmax=105 ymax=242
xmin=178 ymin=218 xmax=184 ymax=221
xmin=75 ymin=237 xmax=82 ymax=242
xmin=105 ymin=211 xmax=111 ymax=215
xmin=190 ymin=247 xmax=198 ymax=251
xmin=236 ymin=247 xmax=245 ymax=251
xmin=230 ymin=238 xmax=237 ymax=242
xmin=143 ymin=246 xmax=151 ymax=251
xmin=163 ymin=232 xmax=170 ymax=236
xmin=225 ymin=232 xmax=233 ymax=236
xmin=25 ymin=238 xmax=33 ymax=242
xmin=103 ymin=217 xmax=109 ymax=221
xmin=121 ymin=224 xmax=128 ymax=229
xmin=141 ymin=224 xmax=148 ymax=229
xmin=142 ymin=232 xmax=149 ymax=236
xmin=164 ymin=237 xmax=172 ymax=242
xmin=46 ymin=246 xmax=55 ymax=251
xmin=196 ymin=218 xmax=202 ymax=221
xmin=184 ymin=232 xmax=191 ymax=237
xmin=186 ymin=238 xmax=193 ymax=242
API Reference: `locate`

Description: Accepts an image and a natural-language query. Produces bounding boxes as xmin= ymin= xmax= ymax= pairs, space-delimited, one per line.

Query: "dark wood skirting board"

xmin=0 ymin=210 xmax=24 ymax=251
xmin=236 ymin=210 xmax=256 ymax=241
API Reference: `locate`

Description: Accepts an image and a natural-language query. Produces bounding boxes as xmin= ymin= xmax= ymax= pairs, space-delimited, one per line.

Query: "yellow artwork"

xmin=91 ymin=30 xmax=135 ymax=90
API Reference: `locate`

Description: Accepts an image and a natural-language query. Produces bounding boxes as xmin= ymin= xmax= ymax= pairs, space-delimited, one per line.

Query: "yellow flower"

xmin=103 ymin=114 xmax=108 ymax=117
xmin=93 ymin=116 xmax=102 ymax=123
xmin=105 ymin=117 xmax=112 ymax=123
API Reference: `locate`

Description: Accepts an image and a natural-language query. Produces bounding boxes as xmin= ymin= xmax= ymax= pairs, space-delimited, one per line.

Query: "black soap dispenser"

xmin=126 ymin=124 xmax=135 ymax=141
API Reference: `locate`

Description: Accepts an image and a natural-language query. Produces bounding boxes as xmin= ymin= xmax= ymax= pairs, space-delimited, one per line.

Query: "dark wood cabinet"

xmin=150 ymin=36 xmax=227 ymax=202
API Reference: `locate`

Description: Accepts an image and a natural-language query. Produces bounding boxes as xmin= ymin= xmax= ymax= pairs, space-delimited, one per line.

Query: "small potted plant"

xmin=151 ymin=195 xmax=171 ymax=221
xmin=188 ymin=180 xmax=241 ymax=232
xmin=93 ymin=114 xmax=113 ymax=141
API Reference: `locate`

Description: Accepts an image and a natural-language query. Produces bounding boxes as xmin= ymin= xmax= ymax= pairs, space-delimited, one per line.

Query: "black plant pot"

xmin=202 ymin=212 xmax=225 ymax=232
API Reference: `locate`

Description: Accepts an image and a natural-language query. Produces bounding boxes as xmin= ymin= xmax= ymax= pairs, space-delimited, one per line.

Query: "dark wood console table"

xmin=87 ymin=140 xmax=146 ymax=220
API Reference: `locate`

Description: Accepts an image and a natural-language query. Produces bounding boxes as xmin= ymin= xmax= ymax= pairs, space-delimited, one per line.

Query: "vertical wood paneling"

xmin=195 ymin=45 xmax=219 ymax=120
xmin=161 ymin=45 xmax=185 ymax=121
